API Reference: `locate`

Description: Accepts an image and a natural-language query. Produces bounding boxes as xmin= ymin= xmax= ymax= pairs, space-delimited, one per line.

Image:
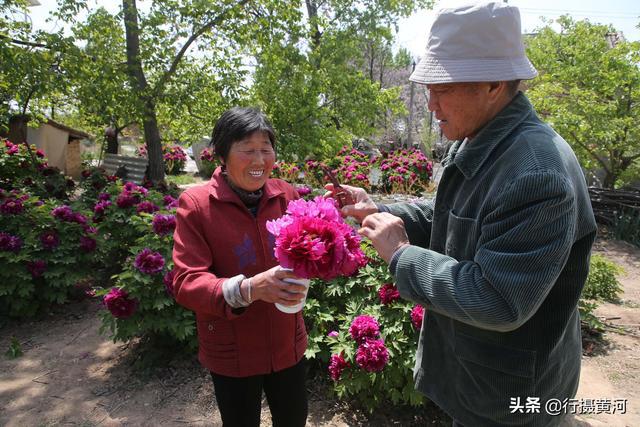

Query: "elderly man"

xmin=329 ymin=2 xmax=597 ymax=426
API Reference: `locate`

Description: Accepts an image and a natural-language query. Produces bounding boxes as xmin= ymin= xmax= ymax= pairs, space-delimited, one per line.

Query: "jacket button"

xmin=208 ymin=324 xmax=214 ymax=331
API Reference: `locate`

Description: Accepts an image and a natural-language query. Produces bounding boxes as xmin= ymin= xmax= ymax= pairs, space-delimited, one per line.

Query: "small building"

xmin=26 ymin=119 xmax=91 ymax=180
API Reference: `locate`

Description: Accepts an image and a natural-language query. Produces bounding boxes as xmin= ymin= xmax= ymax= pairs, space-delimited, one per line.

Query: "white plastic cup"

xmin=275 ymin=268 xmax=310 ymax=314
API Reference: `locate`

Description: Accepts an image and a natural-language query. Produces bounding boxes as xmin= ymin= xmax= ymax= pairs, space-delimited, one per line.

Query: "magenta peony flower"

xmin=94 ymin=200 xmax=112 ymax=215
xmin=79 ymin=236 xmax=97 ymax=252
xmin=152 ymin=214 xmax=176 ymax=236
xmin=163 ymin=269 xmax=175 ymax=297
xmin=411 ymin=305 xmax=425 ymax=330
xmin=27 ymin=260 xmax=47 ymax=278
xmin=327 ymin=330 xmax=339 ymax=338
xmin=134 ymin=248 xmax=165 ymax=274
xmin=72 ymin=213 xmax=87 ymax=224
xmin=0 ymin=232 xmax=22 ymax=252
xmin=52 ymin=205 xmax=72 ymax=219
xmin=355 ymin=338 xmax=389 ymax=372
xmin=349 ymin=315 xmax=380 ymax=343
xmin=103 ymin=287 xmax=138 ymax=319
xmin=163 ymin=195 xmax=176 ymax=206
xmin=40 ymin=230 xmax=60 ymax=250
xmin=329 ymin=353 xmax=350 ymax=381
xmin=116 ymin=192 xmax=139 ymax=208
xmin=266 ymin=197 xmax=366 ymax=280
xmin=378 ymin=283 xmax=400 ymax=305
xmin=295 ymin=185 xmax=311 ymax=196
xmin=136 ymin=201 xmax=159 ymax=214
xmin=0 ymin=198 xmax=24 ymax=215
xmin=98 ymin=192 xmax=111 ymax=201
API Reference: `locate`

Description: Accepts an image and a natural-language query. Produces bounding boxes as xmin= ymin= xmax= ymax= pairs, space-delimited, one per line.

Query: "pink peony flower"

xmin=355 ymin=338 xmax=389 ymax=372
xmin=378 ymin=283 xmax=400 ymax=305
xmin=134 ymin=248 xmax=165 ymax=274
xmin=40 ymin=230 xmax=60 ymax=250
xmin=136 ymin=201 xmax=159 ymax=214
xmin=0 ymin=232 xmax=22 ymax=252
xmin=266 ymin=197 xmax=366 ymax=280
xmin=327 ymin=330 xmax=339 ymax=338
xmin=163 ymin=269 xmax=175 ymax=297
xmin=79 ymin=236 xmax=97 ymax=252
xmin=329 ymin=353 xmax=350 ymax=381
xmin=27 ymin=260 xmax=47 ymax=278
xmin=411 ymin=305 xmax=425 ymax=330
xmin=295 ymin=185 xmax=311 ymax=196
xmin=0 ymin=198 xmax=24 ymax=215
xmin=152 ymin=214 xmax=176 ymax=236
xmin=116 ymin=192 xmax=139 ymax=208
xmin=349 ymin=315 xmax=380 ymax=343
xmin=103 ymin=287 xmax=138 ymax=319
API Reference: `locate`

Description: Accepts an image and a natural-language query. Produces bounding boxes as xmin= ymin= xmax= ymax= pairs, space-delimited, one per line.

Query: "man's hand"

xmin=324 ymin=183 xmax=378 ymax=223
xmin=358 ymin=213 xmax=410 ymax=263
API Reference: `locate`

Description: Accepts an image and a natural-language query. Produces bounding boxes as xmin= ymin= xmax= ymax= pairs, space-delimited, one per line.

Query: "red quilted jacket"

xmin=172 ymin=167 xmax=307 ymax=377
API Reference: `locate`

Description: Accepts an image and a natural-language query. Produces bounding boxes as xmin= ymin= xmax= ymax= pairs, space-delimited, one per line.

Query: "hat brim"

xmin=409 ymin=56 xmax=538 ymax=84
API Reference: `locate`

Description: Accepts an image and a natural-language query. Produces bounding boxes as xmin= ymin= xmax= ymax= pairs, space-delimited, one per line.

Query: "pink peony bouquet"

xmin=266 ymin=196 xmax=367 ymax=280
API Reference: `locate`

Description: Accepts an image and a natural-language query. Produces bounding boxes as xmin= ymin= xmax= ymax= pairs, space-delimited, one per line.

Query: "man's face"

xmin=426 ymin=82 xmax=495 ymax=141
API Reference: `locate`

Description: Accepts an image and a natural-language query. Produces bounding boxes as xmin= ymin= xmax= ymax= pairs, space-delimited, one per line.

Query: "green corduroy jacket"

xmin=388 ymin=93 xmax=597 ymax=426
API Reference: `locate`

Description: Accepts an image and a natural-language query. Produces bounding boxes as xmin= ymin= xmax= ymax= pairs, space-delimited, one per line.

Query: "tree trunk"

xmin=123 ymin=0 xmax=164 ymax=183
xmin=7 ymin=114 xmax=29 ymax=143
xmin=305 ymin=0 xmax=321 ymax=50
xmin=105 ymin=126 xmax=119 ymax=154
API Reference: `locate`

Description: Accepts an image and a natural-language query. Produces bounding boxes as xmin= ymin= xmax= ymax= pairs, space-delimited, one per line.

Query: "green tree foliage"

xmin=526 ymin=17 xmax=640 ymax=188
xmin=0 ymin=1 xmax=74 ymax=133
xmin=251 ymin=0 xmax=432 ymax=161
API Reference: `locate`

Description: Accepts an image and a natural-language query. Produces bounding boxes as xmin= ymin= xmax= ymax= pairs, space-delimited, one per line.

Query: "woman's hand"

xmin=242 ymin=265 xmax=307 ymax=306
xmin=324 ymin=183 xmax=378 ymax=223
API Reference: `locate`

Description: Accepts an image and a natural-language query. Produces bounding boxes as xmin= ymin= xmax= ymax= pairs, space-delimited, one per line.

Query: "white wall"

xmin=27 ymin=124 xmax=69 ymax=171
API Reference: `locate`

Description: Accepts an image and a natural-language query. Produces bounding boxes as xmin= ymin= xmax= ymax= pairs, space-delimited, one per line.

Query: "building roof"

xmin=46 ymin=119 xmax=92 ymax=140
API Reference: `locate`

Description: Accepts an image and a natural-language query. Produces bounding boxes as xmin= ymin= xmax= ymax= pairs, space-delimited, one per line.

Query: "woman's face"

xmin=222 ymin=131 xmax=275 ymax=192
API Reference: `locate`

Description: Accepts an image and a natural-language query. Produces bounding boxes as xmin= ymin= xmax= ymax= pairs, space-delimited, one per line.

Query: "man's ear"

xmin=488 ymin=81 xmax=508 ymax=104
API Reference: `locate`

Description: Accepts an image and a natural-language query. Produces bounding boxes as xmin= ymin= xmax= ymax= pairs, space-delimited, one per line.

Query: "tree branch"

xmin=152 ymin=0 xmax=250 ymax=97
xmin=0 ymin=33 xmax=48 ymax=49
xmin=569 ymin=131 xmax=611 ymax=173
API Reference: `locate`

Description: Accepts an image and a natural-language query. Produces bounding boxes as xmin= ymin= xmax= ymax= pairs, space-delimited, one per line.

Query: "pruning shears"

xmin=320 ymin=165 xmax=355 ymax=208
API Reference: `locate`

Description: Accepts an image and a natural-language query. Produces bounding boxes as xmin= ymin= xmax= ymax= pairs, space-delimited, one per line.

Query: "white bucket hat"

xmin=409 ymin=1 xmax=538 ymax=84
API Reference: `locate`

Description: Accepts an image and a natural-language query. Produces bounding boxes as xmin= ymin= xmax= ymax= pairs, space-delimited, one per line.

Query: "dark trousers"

xmin=210 ymin=359 xmax=308 ymax=427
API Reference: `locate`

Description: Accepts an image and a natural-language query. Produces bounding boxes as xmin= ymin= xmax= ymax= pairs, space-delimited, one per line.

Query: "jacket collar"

xmin=208 ymin=166 xmax=285 ymax=204
xmin=452 ymin=92 xmax=535 ymax=179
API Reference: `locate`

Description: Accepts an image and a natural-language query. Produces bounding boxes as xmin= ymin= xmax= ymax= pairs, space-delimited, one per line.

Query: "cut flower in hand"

xmin=266 ymin=196 xmax=367 ymax=281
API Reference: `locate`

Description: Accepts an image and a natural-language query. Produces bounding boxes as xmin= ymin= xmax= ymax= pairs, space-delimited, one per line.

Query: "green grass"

xmin=165 ymin=174 xmax=198 ymax=186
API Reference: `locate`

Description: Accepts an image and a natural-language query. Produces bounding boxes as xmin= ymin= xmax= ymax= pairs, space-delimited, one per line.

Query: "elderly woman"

xmin=172 ymin=107 xmax=308 ymax=427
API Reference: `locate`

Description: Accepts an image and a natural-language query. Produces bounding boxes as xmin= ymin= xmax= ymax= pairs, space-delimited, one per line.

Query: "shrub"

xmin=136 ymin=143 xmax=187 ymax=175
xmin=0 ymin=139 xmax=74 ymax=200
xmin=272 ymin=161 xmax=303 ymax=183
xmin=0 ymin=191 xmax=96 ymax=316
xmin=582 ymin=254 xmax=623 ymax=302
xmin=579 ymin=254 xmax=624 ymax=332
xmin=304 ymin=242 xmax=424 ymax=411
xmin=96 ymin=212 xmax=196 ymax=346
xmin=612 ymin=208 xmax=640 ymax=248
xmin=376 ymin=148 xmax=433 ymax=195
xmin=199 ymin=147 xmax=219 ymax=178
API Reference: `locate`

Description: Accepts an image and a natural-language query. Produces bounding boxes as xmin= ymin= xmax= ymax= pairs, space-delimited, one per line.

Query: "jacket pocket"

xmin=197 ymin=318 xmax=237 ymax=359
xmin=455 ymin=331 xmax=536 ymax=379
xmin=445 ymin=210 xmax=478 ymax=260
xmin=454 ymin=331 xmax=538 ymax=423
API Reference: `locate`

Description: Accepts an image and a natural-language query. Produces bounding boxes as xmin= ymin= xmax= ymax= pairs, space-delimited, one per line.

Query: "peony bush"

xmin=303 ymin=241 xmax=426 ymax=410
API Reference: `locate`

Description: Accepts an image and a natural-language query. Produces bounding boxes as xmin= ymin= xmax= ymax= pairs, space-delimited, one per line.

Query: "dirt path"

xmin=1 ymin=238 xmax=638 ymax=427
xmin=572 ymin=239 xmax=640 ymax=427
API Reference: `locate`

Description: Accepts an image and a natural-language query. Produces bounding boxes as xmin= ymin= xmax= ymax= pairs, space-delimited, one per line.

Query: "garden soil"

xmin=0 ymin=237 xmax=639 ymax=427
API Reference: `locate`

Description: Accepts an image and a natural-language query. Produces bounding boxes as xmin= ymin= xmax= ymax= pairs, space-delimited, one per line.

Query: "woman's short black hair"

xmin=211 ymin=107 xmax=276 ymax=161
